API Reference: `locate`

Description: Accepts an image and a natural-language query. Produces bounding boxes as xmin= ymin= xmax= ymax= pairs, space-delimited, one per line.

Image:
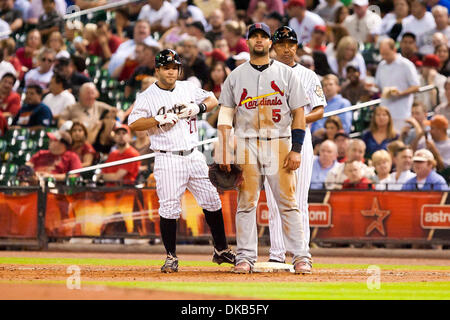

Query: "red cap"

xmin=422 ymin=54 xmax=440 ymax=68
xmin=285 ymin=0 xmax=306 ymax=9
xmin=314 ymin=25 xmax=327 ymax=33
xmin=114 ymin=124 xmax=131 ymax=135
xmin=204 ymin=48 xmax=227 ymax=62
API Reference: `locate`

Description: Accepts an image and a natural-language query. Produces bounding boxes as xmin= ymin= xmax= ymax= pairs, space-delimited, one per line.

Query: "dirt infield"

xmin=1 ymin=251 xmax=449 ymax=299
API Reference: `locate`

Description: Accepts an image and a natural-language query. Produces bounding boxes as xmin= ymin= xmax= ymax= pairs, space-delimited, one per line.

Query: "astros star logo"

xmin=281 ymin=28 xmax=290 ymax=37
xmin=361 ymin=198 xmax=390 ymax=236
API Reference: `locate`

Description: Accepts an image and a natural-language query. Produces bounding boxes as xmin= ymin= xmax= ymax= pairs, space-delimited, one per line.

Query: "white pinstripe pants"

xmin=153 ymin=149 xmax=222 ymax=219
xmin=264 ymin=128 xmax=313 ymax=261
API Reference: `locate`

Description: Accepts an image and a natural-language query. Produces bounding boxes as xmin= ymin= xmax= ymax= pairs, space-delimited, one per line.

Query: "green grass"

xmin=2 ymin=280 xmax=449 ymax=300
xmin=1 ymin=256 xmax=450 ymax=271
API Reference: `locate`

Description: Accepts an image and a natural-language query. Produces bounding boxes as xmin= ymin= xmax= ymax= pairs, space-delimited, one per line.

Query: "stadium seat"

xmin=14 ymin=150 xmax=33 ymax=165
xmin=29 ymin=129 xmax=47 ymax=141
xmin=0 ymin=139 xmax=6 ymax=152
xmin=5 ymin=128 xmax=29 ymax=141
xmin=0 ymin=163 xmax=18 ymax=176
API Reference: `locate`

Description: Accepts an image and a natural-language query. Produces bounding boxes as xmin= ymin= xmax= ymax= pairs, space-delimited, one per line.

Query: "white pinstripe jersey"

xmin=291 ymin=63 xmax=327 ymax=115
xmin=128 ymin=80 xmax=214 ymax=151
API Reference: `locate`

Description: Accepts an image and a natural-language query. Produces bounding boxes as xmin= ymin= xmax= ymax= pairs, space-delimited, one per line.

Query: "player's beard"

xmin=250 ymin=46 xmax=269 ymax=57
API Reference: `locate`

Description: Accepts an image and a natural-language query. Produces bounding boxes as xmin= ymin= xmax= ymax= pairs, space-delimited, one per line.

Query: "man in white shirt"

xmin=27 ymin=0 xmax=66 ymax=24
xmin=313 ymin=0 xmax=343 ymax=23
xmin=375 ymin=38 xmax=420 ymax=132
xmin=108 ymin=20 xmax=152 ymax=76
xmin=138 ymin=0 xmax=178 ymax=34
xmin=342 ymin=0 xmax=382 ymax=44
xmin=42 ymin=73 xmax=75 ymax=123
xmin=387 ymin=147 xmax=416 ymax=190
xmin=286 ymin=0 xmax=325 ymax=44
xmin=417 ymin=5 xmax=450 ymax=55
xmin=24 ymin=48 xmax=55 ymax=91
xmin=401 ymin=0 xmax=436 ymax=40
xmin=0 ymin=17 xmax=11 ymax=39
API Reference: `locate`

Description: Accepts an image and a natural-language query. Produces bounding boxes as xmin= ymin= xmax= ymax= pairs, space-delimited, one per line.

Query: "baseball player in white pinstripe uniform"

xmin=128 ymin=49 xmax=236 ymax=273
xmin=264 ymin=27 xmax=327 ymax=273
xmin=217 ymin=23 xmax=312 ymax=274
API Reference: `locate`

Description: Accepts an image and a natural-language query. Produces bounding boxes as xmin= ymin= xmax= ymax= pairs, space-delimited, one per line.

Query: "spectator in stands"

xmin=138 ymin=0 xmax=178 ymax=35
xmin=249 ymin=1 xmax=269 ymax=25
xmin=416 ymin=54 xmax=447 ymax=110
xmin=306 ymin=25 xmax=327 ymax=52
xmin=342 ymin=0 xmax=381 ymax=44
xmin=108 ymin=19 xmax=152 ymax=77
xmin=0 ymin=17 xmax=9 ymax=40
xmin=325 ymin=138 xmax=375 ymax=189
xmin=400 ymin=101 xmax=428 ymax=146
xmin=434 ymin=77 xmax=450 ymax=120
xmin=325 ymin=24 xmax=349 ymax=59
xmin=205 ymin=9 xmax=225 ymax=45
xmin=69 ymin=121 xmax=97 ymax=168
xmin=312 ymin=115 xmax=343 ymax=151
xmin=371 ymin=149 xmax=393 ymax=190
xmin=402 ymin=148 xmax=448 ymax=191
xmin=362 ymin=106 xmax=399 ymax=159
xmin=55 ymin=55 xmax=90 ymax=99
xmin=310 ymin=140 xmax=339 ymax=189
xmin=204 ymin=48 xmax=228 ymax=68
xmin=100 ymin=124 xmax=141 ymax=185
xmin=286 ymin=0 xmax=325 ymax=44
xmin=86 ymin=21 xmax=123 ymax=62
xmin=24 ymin=48 xmax=56 ymax=91
xmin=435 ymin=44 xmax=450 ymax=77
xmin=130 ymin=128 xmax=152 ymax=175
xmin=313 ymin=0 xmax=342 ymax=23
xmin=223 ymin=20 xmax=249 ymax=56
xmin=399 ymin=32 xmax=423 ymax=67
xmin=0 ymin=72 xmax=20 ymax=118
xmin=175 ymin=0 xmax=208 ymax=28
xmin=329 ymin=36 xmax=368 ymax=82
xmin=27 ymin=130 xmax=81 ymax=182
xmin=380 ymin=0 xmax=409 ymax=41
xmin=58 ymin=82 xmax=116 ymax=131
xmin=186 ymin=21 xmax=213 ymax=54
xmin=12 ymin=84 xmax=52 ymax=129
xmin=90 ymin=108 xmax=117 ymax=158
xmin=389 ymin=146 xmax=416 ymax=190
xmin=334 ymin=131 xmax=349 ymax=163
xmin=46 ymin=31 xmax=69 ymax=60
xmin=37 ymin=0 xmax=65 ymax=44
xmin=113 ymin=8 xmax=133 ymax=41
xmin=16 ymin=29 xmax=42 ymax=72
xmin=180 ymin=36 xmax=210 ymax=87
xmin=247 ymin=0 xmax=284 ymax=17
xmin=341 ymin=63 xmax=372 ymax=105
xmin=124 ymin=38 xmax=159 ymax=99
xmin=27 ymin=0 xmax=66 ymax=25
xmin=213 ymin=38 xmax=231 ymax=61
xmin=0 ymin=0 xmax=23 ymax=33
xmin=311 ymin=74 xmax=352 ymax=134
xmin=401 ymin=0 xmax=436 ymax=41
xmin=333 ymin=5 xmax=349 ymax=25
xmin=418 ymin=6 xmax=450 ymax=55
xmin=203 ymin=60 xmax=229 ymax=100
xmin=415 ymin=115 xmax=450 ymax=171
xmin=1 ymin=38 xmax=23 ymax=80
xmin=263 ymin=12 xmax=282 ymax=35
xmin=43 ymin=73 xmax=76 ymax=124
xmin=375 ymin=38 xmax=420 ymax=132
xmin=221 ymin=0 xmax=237 ymax=21
xmin=342 ymin=160 xmax=373 ymax=190
xmin=0 ymin=109 xmax=7 ymax=136
xmin=14 ymin=0 xmax=30 ymax=22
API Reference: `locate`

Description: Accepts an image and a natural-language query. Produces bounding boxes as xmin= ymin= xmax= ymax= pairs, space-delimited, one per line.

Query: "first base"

xmin=252 ymin=262 xmax=294 ymax=273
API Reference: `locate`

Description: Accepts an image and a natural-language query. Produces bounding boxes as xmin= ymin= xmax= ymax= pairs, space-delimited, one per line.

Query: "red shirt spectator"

xmin=15 ymin=47 xmax=34 ymax=71
xmin=87 ymin=34 xmax=122 ymax=58
xmin=228 ymin=37 xmax=249 ymax=55
xmin=342 ymin=177 xmax=373 ymax=189
xmin=102 ymin=124 xmax=140 ymax=184
xmin=0 ymin=73 xmax=21 ymax=117
xmin=0 ymin=110 xmax=7 ymax=137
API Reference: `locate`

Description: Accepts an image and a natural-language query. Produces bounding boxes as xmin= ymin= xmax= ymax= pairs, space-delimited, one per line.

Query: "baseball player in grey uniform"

xmin=264 ymin=26 xmax=327 ymax=273
xmin=217 ymin=23 xmax=311 ymax=274
xmin=128 ymin=49 xmax=236 ymax=273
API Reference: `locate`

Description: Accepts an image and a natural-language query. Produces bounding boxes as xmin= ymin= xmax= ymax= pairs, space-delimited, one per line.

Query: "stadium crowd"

xmin=0 ymin=0 xmax=448 ymax=191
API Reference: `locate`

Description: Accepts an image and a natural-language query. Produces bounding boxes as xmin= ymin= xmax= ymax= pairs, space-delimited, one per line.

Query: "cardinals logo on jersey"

xmin=271 ymin=81 xmax=284 ymax=96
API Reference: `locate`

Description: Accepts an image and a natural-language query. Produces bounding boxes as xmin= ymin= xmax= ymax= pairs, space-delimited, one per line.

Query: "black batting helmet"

xmin=155 ymin=49 xmax=182 ymax=68
xmin=272 ymin=26 xmax=298 ymax=45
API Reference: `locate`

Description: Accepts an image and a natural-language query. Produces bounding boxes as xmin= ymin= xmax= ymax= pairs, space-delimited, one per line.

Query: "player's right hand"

xmin=155 ymin=113 xmax=179 ymax=126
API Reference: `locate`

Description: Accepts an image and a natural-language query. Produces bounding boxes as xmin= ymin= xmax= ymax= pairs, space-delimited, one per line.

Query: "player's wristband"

xmin=291 ymin=129 xmax=305 ymax=153
xmin=198 ymin=103 xmax=207 ymax=114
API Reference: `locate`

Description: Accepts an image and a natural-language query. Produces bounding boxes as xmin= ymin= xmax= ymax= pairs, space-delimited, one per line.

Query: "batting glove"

xmin=177 ymin=103 xmax=200 ymax=119
xmin=155 ymin=113 xmax=179 ymax=126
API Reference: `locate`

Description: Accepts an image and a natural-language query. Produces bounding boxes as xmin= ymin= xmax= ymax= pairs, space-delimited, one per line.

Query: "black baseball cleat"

xmin=212 ymin=247 xmax=236 ymax=265
xmin=161 ymin=253 xmax=179 ymax=273
xmin=268 ymin=259 xmax=286 ymax=264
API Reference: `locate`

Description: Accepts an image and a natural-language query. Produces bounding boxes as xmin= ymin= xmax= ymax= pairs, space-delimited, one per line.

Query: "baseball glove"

xmin=208 ymin=163 xmax=243 ymax=191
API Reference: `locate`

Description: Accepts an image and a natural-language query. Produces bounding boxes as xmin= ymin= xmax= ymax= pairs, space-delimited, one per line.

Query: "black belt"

xmin=157 ymin=148 xmax=195 ymax=156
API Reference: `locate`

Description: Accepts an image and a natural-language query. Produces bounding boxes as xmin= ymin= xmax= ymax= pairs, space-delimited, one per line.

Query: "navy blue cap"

xmin=246 ymin=23 xmax=271 ymax=39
